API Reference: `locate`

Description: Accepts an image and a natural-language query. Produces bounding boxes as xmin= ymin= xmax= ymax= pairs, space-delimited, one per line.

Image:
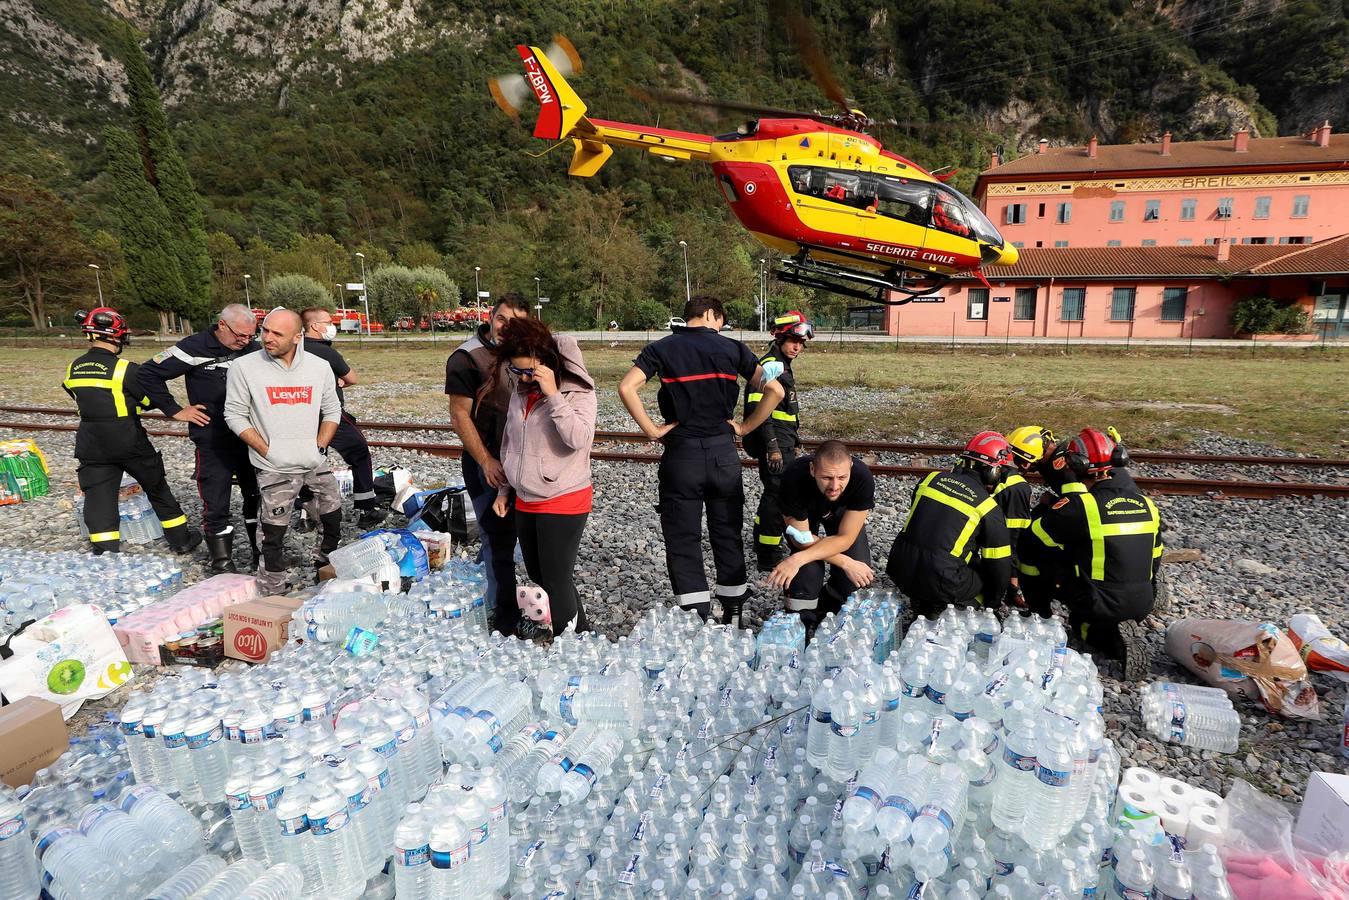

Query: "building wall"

xmin=981 ymin=172 xmax=1346 ymax=249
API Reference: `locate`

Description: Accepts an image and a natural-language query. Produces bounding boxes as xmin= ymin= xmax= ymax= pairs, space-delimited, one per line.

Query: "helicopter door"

xmin=787 ymin=165 xmax=876 ymax=247
xmin=869 ymin=175 xmax=933 ymax=256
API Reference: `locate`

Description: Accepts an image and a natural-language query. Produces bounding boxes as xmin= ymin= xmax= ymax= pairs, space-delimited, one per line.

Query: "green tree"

xmin=397 ymin=241 xmax=443 ymax=269
xmin=207 ymin=230 xmax=245 ymax=312
xmin=103 ymin=126 xmax=187 ymax=332
xmin=0 ymin=175 xmax=91 ymax=328
xmin=626 ymin=298 xmax=668 ymax=329
xmin=264 ymin=273 xmax=330 ymax=311
xmin=273 ymin=233 xmax=350 ymax=291
xmin=366 ymin=264 xmax=420 ymax=323
xmin=409 ymin=265 xmax=459 ymax=321
xmin=120 ymin=28 xmax=211 ymax=323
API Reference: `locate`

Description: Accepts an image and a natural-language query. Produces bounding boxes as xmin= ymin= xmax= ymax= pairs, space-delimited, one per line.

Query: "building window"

xmin=1109 ymin=201 xmax=1125 ymax=222
xmin=1254 ymin=196 xmax=1271 ymax=219
xmin=1014 ymin=287 xmax=1037 ymax=321
xmin=1161 ymin=287 xmax=1187 ymax=321
xmin=1178 ymin=238 xmax=1193 ymax=246
xmin=1110 ymin=287 xmax=1137 ymax=321
xmin=1216 ymin=197 xmax=1233 ymax=219
xmin=1144 ymin=200 xmax=1160 ymax=221
xmin=1292 ymin=194 xmax=1310 ymax=217
xmin=967 ymin=288 xmax=989 ymax=320
xmin=1107 ymin=240 xmax=1122 ymax=247
xmin=1012 ymin=242 xmax=1024 ymax=249
xmin=1061 ymin=288 xmax=1085 ymax=321
xmin=1005 ymin=204 xmax=1026 ymax=225
xmin=1288 ymin=236 xmax=1308 ymax=244
xmin=1180 ymin=198 xmax=1196 ymax=221
xmin=1037 ymin=203 xmax=1046 ymax=218
xmin=1054 ymin=240 xmax=1069 ymax=248
xmin=1141 ymin=239 xmax=1157 ymax=246
xmin=1203 ymin=237 xmax=1217 ymax=245
xmin=1057 ymin=202 xmax=1071 ymax=224
xmin=1249 ymin=237 xmax=1267 ymax=245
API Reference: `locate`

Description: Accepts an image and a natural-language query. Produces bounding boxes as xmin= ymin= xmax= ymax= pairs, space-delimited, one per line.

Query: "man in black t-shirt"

xmin=618 ymin=295 xmax=784 ymax=625
xmin=765 ymin=440 xmax=876 ymax=633
xmin=300 ymin=307 xmax=384 ymax=529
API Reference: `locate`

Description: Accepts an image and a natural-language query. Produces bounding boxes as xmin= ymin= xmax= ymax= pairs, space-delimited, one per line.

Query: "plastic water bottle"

xmin=1022 ymin=717 xmax=1075 ymax=848
xmin=192 ymin=858 xmax=267 ymax=900
xmin=226 ymin=762 xmax=267 ymax=862
xmin=307 ymin=780 xmax=362 ymax=898
xmin=238 ymin=862 xmax=306 ymax=899
xmin=457 ymin=682 xmax=533 ymax=766
xmin=119 ymin=784 xmax=206 ymax=859
xmin=428 ymin=814 xmax=470 ymax=900
xmin=806 ymin=678 xmax=835 ymax=768
xmin=875 ymin=756 xmax=931 ymax=846
xmin=0 ymin=791 xmax=39 ymax=900
xmin=990 ymin=702 xmax=1039 ymax=831
xmin=274 ymin=783 xmax=323 ymax=897
xmin=472 ymin=766 xmax=511 ymax=891
xmin=1111 ymin=848 xmax=1154 ymax=899
xmin=559 ymin=730 xmax=624 ymax=804
xmin=78 ymin=802 xmax=176 ymax=891
xmin=34 ymin=826 xmax=119 ymax=900
xmin=909 ymin=762 xmax=969 ymax=880
xmin=841 ymin=747 xmax=897 ymax=840
xmin=143 ymin=853 xmax=227 ymax=899
xmin=1152 ymin=850 xmax=1192 ymax=900
xmin=1140 ymin=683 xmax=1240 ymax=753
xmin=826 ymin=689 xmax=862 ymax=779
xmin=249 ymin=765 xmax=287 ymax=866
xmin=185 ymin=707 xmax=230 ymax=803
xmin=536 ymin=727 xmax=598 ymax=797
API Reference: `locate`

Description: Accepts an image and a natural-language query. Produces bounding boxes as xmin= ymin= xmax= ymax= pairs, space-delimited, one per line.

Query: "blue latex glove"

xmin=761 ymin=360 xmax=785 ymax=383
xmin=785 ymin=524 xmax=815 ymax=545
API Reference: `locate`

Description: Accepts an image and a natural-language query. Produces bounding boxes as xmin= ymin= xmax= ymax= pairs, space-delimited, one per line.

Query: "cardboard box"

xmin=223 ymin=596 xmax=303 ymax=664
xmin=0 ymin=697 xmax=68 ymax=788
xmin=1294 ymin=771 xmax=1349 ymax=854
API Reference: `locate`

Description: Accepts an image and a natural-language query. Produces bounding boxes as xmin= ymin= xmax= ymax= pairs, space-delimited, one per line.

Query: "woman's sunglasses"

xmin=506 ymin=364 xmax=535 ymax=377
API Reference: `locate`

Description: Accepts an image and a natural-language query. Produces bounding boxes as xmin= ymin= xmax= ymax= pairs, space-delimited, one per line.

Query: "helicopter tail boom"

xmin=516 ymin=44 xmax=589 ymax=141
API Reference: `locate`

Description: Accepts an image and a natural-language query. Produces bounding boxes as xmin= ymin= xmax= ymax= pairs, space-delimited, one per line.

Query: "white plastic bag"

xmin=0 ymin=604 xmax=133 ymax=719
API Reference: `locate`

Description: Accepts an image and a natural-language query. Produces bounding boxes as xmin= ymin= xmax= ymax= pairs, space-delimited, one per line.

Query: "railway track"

xmin=3 ymin=410 xmax=1345 ymax=501
xmin=3 ymin=405 xmax=1347 ymax=469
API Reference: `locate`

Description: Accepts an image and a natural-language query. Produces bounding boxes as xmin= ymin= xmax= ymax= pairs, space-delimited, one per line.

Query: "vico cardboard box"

xmin=0 ymin=697 xmax=68 ymax=788
xmin=223 ymin=596 xmax=303 ymax=664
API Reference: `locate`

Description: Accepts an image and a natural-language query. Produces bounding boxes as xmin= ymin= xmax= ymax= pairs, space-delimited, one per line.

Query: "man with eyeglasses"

xmin=139 ymin=303 xmax=263 ymax=573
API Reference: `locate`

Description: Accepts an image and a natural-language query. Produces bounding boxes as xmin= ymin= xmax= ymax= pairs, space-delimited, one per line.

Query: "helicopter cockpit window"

xmin=873 ymin=177 xmax=930 ymax=226
xmin=788 ymin=166 xmax=872 ymax=210
xmin=932 ymin=183 xmax=1005 ymax=246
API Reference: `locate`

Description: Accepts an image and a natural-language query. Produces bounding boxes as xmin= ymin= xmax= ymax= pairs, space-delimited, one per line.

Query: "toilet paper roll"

xmin=1122 ymin=766 xmax=1159 ymax=792
xmin=1118 ymin=786 xmax=1157 ymax=818
xmin=1191 ymin=790 xmax=1222 ymax=812
xmin=1188 ymin=809 xmax=1224 ymax=850
xmin=1160 ymin=777 xmax=1196 ymax=814
xmin=1159 ymin=799 xmax=1190 ymax=839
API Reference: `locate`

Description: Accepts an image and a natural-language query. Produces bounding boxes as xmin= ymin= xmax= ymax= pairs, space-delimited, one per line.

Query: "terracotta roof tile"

xmin=964 ymin=234 xmax=1349 ymax=280
xmin=980 ymin=133 xmax=1349 ymax=179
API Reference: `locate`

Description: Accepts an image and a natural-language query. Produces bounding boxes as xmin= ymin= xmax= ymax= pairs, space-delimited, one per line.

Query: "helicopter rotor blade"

xmin=773 ymin=0 xmax=849 ymax=112
xmin=630 ymin=87 xmax=827 ymax=123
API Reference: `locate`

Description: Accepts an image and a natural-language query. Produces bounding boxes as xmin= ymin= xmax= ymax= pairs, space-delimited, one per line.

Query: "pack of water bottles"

xmin=0 ymin=548 xmax=183 ymax=641
xmin=1141 ymin=682 xmax=1241 ymax=753
xmin=74 ymin=475 xmax=164 ymax=545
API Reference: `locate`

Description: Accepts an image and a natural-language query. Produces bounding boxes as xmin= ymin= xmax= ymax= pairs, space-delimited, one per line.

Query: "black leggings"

xmin=516 ymin=510 xmax=589 ymax=633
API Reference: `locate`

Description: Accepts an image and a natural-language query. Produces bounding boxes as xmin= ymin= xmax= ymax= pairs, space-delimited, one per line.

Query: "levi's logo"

xmin=266 ymin=385 xmax=313 ymax=405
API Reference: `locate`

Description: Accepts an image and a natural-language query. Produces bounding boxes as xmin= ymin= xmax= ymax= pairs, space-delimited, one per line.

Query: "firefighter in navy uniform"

xmin=1017 ymin=428 xmax=1162 ymax=680
xmin=138 ymin=304 xmax=261 ymax=573
xmin=996 ymin=425 xmax=1054 ymax=612
xmin=887 ymin=431 xmax=1014 ymax=619
xmin=63 ymin=308 xmax=202 ymax=556
xmin=744 ymin=311 xmax=812 ymax=571
xmin=619 ymin=295 xmax=784 ymax=625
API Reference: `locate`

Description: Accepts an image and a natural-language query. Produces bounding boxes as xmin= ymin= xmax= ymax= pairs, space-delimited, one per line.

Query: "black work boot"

xmin=244 ymin=522 xmax=260 ymax=569
xmin=719 ymin=590 xmax=752 ymax=629
xmin=167 ymin=526 xmax=204 ymax=556
xmin=357 ymin=506 xmax=388 ymax=531
xmin=1117 ymin=619 xmax=1153 ymax=682
xmin=205 ymin=532 xmax=238 ymax=574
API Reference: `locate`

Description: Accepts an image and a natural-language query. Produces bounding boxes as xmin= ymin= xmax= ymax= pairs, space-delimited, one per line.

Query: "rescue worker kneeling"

xmin=996 ymin=425 xmax=1054 ymax=613
xmin=63 ymin=308 xmax=202 ymax=556
xmin=1017 ymin=428 xmax=1162 ymax=680
xmin=887 ymin=431 xmax=1013 ymax=618
xmin=764 ymin=440 xmax=876 ymax=636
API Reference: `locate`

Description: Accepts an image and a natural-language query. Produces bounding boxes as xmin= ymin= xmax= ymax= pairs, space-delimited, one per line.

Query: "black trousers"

xmin=462 ymin=455 xmax=519 ymax=636
xmin=752 ymin=447 xmax=797 ymax=560
xmin=657 ymin=436 xmax=747 ymax=608
xmin=329 ymin=411 xmax=377 ymax=510
xmin=887 ymin=539 xmax=983 ymax=619
xmin=516 ymin=510 xmax=589 ymax=633
xmin=785 ymin=525 xmax=872 ymax=627
xmin=79 ymin=443 xmax=191 ymax=552
xmin=192 ymin=436 xmax=260 ymax=537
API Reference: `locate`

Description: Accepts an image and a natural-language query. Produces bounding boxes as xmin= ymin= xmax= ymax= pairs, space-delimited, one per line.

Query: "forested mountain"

xmin=2 ymin=0 xmax=1346 ymax=328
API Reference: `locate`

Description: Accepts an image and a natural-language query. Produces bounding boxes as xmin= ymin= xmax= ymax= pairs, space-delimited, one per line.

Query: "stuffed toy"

xmin=516 ymin=584 xmax=553 ymax=644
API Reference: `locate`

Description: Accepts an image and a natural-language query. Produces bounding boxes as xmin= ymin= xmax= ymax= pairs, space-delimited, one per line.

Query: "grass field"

xmin=2 ymin=343 xmax=1345 ymax=454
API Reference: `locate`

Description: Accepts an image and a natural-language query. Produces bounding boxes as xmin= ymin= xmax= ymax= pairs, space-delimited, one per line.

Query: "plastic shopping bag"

xmin=0 ymin=604 xmax=133 ymax=719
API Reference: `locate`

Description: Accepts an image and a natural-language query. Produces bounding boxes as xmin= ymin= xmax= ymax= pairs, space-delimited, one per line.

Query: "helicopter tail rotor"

xmin=489 ymin=34 xmax=583 ymax=120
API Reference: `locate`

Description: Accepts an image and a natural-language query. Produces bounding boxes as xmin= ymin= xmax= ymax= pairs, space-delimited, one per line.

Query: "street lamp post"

xmin=678 ymin=240 xmax=691 ymax=307
xmin=242 ymin=273 xmax=251 ymax=306
xmin=534 ymin=276 xmax=543 ymax=321
xmin=88 ymin=264 xmax=103 ymax=305
xmin=355 ymin=252 xmax=371 ymax=336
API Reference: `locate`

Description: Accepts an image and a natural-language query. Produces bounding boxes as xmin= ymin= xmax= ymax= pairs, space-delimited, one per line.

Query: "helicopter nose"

xmin=982 ymin=242 xmax=1019 ymax=267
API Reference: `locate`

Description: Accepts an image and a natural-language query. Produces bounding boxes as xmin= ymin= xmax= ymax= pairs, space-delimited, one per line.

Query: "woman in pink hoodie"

xmin=489 ymin=317 xmax=597 ymax=632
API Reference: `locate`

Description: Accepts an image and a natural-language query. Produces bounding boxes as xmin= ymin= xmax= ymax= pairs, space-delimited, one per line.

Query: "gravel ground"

xmin=3 ymin=415 xmax=1347 ymax=804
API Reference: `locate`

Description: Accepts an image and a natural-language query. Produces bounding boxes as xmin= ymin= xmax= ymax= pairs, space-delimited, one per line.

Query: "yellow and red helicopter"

xmin=491 ymin=36 xmax=1018 ymax=304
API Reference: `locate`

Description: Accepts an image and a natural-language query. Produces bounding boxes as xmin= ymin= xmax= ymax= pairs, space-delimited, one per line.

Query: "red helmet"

xmin=961 ymin=431 xmax=1012 ymax=468
xmin=771 ymin=310 xmax=814 ymax=341
xmin=1068 ymin=427 xmax=1116 ymax=477
xmin=76 ymin=307 xmax=130 ymax=344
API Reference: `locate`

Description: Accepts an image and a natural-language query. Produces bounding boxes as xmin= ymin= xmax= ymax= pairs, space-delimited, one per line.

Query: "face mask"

xmin=321 ymin=325 xmax=337 ymax=341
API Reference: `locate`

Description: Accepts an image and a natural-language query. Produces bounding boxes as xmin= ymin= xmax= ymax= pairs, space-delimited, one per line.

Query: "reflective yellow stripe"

xmin=1018 ymin=561 xmax=1041 ymax=576
xmin=902 ymin=472 xmax=939 ymax=531
xmin=747 ymin=392 xmax=764 ymax=403
xmin=1061 ymin=482 xmax=1087 ymax=494
xmin=757 ymin=534 xmax=782 ymax=546
xmin=1031 ymin=517 xmax=1062 ymax=549
xmin=1153 ymin=544 xmax=1164 ymax=558
xmin=992 ymin=474 xmax=1026 ymax=497
xmin=1080 ymin=492 xmax=1160 ymax=581
xmin=160 ymin=515 xmax=187 ymax=529
xmin=983 ymin=544 xmax=1011 ymax=559
xmin=771 ymin=410 xmax=797 ymax=422
xmin=907 ymin=475 xmax=996 ymax=559
xmin=89 ymin=530 xmax=120 ymax=542
xmin=62 ymin=358 xmax=131 ymax=417
xmin=1005 ymin=517 xmax=1031 ymax=529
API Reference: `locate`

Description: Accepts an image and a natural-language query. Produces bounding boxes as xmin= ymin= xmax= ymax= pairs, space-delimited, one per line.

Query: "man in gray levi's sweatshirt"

xmin=224 ymin=308 xmax=344 ymax=594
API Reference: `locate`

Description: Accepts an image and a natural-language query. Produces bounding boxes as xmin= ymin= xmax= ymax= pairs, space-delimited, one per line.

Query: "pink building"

xmin=974 ymin=124 xmax=1349 ymax=251
xmin=880 ymin=236 xmax=1349 ymax=340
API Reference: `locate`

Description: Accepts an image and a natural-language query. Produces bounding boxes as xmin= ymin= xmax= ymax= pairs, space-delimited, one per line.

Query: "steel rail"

xmin=2 ymin=419 xmax=1344 ymax=500
xmin=2 ymin=405 xmax=1346 ymax=468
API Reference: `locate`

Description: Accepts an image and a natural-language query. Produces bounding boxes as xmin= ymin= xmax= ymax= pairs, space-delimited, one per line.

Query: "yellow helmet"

xmin=1006 ymin=425 xmax=1055 ymax=466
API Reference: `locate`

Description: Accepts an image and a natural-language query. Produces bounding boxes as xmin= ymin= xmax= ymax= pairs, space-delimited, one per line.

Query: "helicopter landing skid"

xmin=774 ymin=255 xmax=949 ymax=305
